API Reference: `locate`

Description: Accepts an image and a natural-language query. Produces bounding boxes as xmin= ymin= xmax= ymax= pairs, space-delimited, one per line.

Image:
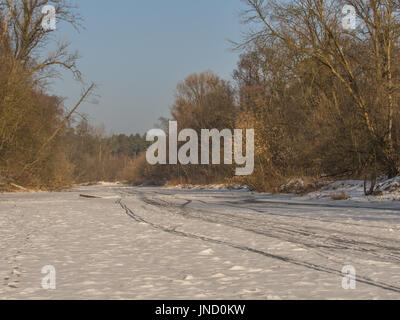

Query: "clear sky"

xmin=50 ymin=0 xmax=247 ymax=135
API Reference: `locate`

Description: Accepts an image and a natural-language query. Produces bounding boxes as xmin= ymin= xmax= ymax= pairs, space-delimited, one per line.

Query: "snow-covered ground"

xmin=284 ymin=177 xmax=400 ymax=202
xmin=0 ymin=184 xmax=399 ymax=299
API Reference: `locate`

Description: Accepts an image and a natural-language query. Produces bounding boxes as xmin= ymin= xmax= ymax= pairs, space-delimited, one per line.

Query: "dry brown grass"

xmin=331 ymin=192 xmax=350 ymax=201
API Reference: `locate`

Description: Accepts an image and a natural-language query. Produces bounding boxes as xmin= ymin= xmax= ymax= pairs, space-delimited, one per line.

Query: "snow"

xmin=0 ymin=184 xmax=399 ymax=299
xmin=167 ymin=184 xmax=250 ymax=192
xmin=96 ymin=181 xmax=123 ymax=187
xmin=305 ymin=177 xmax=400 ymax=202
xmin=168 ymin=177 xmax=400 ymax=202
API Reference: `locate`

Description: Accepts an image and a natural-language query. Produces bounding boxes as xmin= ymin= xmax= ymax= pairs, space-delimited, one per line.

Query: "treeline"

xmin=133 ymin=0 xmax=400 ymax=193
xmin=65 ymin=120 xmax=149 ymax=185
xmin=128 ymin=72 xmax=238 ymax=186
xmin=0 ymin=1 xmax=147 ymax=190
xmin=2 ymin=1 xmax=400 ymax=193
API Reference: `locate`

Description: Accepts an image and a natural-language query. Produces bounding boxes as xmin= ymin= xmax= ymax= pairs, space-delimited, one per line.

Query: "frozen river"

xmin=1 ymin=184 xmax=399 ymax=299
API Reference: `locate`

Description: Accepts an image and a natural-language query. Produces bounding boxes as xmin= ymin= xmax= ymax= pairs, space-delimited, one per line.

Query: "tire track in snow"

xmin=136 ymin=193 xmax=400 ymax=264
xmin=117 ymin=199 xmax=400 ymax=294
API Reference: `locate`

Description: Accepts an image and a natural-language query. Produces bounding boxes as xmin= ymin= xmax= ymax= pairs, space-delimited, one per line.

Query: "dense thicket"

xmin=233 ymin=0 xmax=400 ymax=192
xmin=65 ymin=120 xmax=148 ymax=185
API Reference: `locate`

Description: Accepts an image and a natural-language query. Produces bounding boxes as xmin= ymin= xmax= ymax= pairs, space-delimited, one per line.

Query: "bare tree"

xmin=2 ymin=0 xmax=82 ymax=79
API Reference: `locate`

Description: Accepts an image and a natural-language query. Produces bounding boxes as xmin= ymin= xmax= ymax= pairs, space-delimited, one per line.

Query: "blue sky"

xmin=50 ymin=0 xmax=247 ymax=134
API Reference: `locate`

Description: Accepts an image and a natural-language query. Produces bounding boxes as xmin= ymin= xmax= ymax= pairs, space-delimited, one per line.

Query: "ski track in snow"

xmin=0 ymin=184 xmax=399 ymax=299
